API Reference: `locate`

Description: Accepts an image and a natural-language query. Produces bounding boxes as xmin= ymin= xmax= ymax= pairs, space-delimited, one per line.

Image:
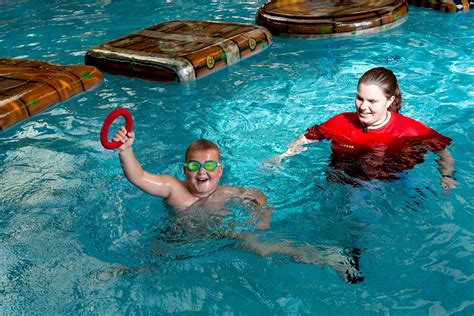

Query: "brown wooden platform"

xmin=85 ymin=20 xmax=272 ymax=83
xmin=408 ymin=0 xmax=471 ymax=12
xmin=256 ymin=0 xmax=409 ymax=38
xmin=0 ymin=58 xmax=103 ymax=131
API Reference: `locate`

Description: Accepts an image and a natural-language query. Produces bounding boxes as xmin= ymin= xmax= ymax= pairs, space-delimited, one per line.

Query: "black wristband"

xmin=442 ymin=171 xmax=456 ymax=179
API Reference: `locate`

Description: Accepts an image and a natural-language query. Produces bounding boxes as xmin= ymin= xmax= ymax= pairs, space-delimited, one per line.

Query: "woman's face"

xmin=355 ymin=83 xmax=394 ymax=126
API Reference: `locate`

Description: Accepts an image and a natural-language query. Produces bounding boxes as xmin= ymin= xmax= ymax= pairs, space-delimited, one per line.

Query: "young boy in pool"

xmin=112 ymin=126 xmax=363 ymax=283
xmin=113 ymin=126 xmax=270 ymax=228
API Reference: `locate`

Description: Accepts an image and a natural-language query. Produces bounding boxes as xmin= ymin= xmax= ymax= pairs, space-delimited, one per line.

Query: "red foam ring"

xmin=100 ymin=108 xmax=133 ymax=150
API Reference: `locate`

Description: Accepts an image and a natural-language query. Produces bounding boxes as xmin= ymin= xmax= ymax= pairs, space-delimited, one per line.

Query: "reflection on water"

xmin=151 ymin=201 xmax=255 ymax=261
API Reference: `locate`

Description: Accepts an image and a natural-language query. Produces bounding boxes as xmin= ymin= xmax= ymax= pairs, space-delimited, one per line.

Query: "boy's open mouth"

xmin=196 ymin=176 xmax=209 ymax=184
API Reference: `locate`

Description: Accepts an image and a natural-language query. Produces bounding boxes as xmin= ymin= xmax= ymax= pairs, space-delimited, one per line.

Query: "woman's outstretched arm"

xmin=271 ymin=135 xmax=316 ymax=165
xmin=435 ymin=148 xmax=456 ymax=190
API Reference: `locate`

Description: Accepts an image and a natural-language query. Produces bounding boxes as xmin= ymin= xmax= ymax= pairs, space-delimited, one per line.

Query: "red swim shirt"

xmin=304 ymin=112 xmax=452 ymax=182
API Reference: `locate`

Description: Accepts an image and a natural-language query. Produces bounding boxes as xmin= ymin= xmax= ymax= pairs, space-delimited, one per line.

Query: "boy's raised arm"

xmin=113 ymin=126 xmax=178 ymax=199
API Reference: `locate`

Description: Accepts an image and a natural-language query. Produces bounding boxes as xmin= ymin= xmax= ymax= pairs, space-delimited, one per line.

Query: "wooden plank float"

xmin=0 ymin=58 xmax=103 ymax=131
xmin=85 ymin=20 xmax=272 ymax=83
xmin=407 ymin=0 xmax=472 ymax=12
xmin=256 ymin=0 xmax=409 ymax=38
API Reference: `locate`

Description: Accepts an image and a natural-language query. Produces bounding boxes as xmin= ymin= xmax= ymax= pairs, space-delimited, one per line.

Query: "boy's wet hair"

xmin=185 ymin=139 xmax=221 ymax=161
xmin=358 ymin=67 xmax=402 ymax=113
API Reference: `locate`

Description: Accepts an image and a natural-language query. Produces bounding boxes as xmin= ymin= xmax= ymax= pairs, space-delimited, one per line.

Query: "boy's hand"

xmin=113 ymin=126 xmax=135 ymax=151
xmin=254 ymin=207 xmax=272 ymax=230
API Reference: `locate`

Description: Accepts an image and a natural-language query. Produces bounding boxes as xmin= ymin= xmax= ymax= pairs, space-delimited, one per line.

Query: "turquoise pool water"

xmin=1 ymin=1 xmax=473 ymax=314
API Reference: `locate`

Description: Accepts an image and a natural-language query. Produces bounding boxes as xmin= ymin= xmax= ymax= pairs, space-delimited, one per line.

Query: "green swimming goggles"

xmin=184 ymin=160 xmax=221 ymax=172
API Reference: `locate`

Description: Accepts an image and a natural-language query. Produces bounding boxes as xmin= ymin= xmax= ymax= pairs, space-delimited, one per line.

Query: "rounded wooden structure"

xmin=408 ymin=0 xmax=472 ymax=12
xmin=85 ymin=20 xmax=273 ymax=83
xmin=0 ymin=58 xmax=103 ymax=131
xmin=256 ymin=0 xmax=409 ymax=38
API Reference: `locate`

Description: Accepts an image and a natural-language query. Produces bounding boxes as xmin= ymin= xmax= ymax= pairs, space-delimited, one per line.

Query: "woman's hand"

xmin=262 ymin=155 xmax=283 ymax=169
xmin=263 ymin=135 xmax=315 ymax=170
xmin=440 ymin=175 xmax=457 ymax=190
xmin=113 ymin=126 xmax=135 ymax=151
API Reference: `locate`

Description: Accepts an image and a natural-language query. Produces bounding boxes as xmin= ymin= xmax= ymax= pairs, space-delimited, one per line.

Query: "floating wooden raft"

xmin=408 ymin=0 xmax=472 ymax=12
xmin=0 ymin=58 xmax=103 ymax=131
xmin=85 ymin=20 xmax=272 ymax=83
xmin=256 ymin=0 xmax=409 ymax=38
